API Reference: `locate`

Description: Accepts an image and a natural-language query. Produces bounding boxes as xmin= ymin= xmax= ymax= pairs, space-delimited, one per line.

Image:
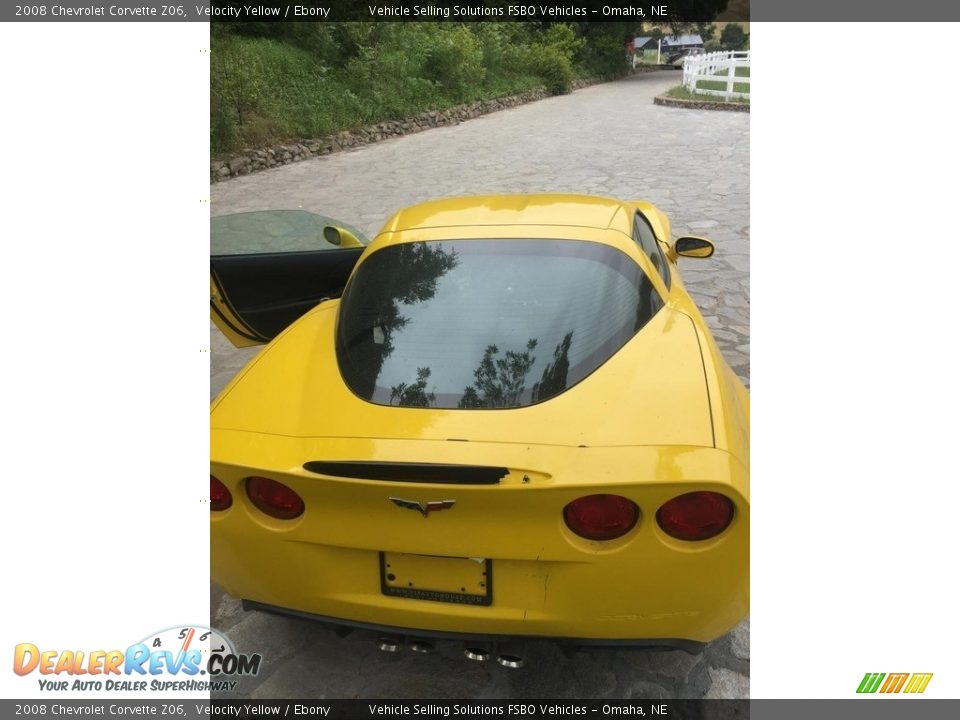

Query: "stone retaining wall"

xmin=212 ymin=79 xmax=604 ymax=183
xmin=654 ymin=94 xmax=750 ymax=113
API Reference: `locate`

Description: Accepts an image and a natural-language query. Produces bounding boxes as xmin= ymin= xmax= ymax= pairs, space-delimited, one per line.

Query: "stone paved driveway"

xmin=210 ymin=69 xmax=749 ymax=699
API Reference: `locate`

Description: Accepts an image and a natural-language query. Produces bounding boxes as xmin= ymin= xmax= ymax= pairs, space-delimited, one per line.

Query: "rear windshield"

xmin=336 ymin=239 xmax=662 ymax=409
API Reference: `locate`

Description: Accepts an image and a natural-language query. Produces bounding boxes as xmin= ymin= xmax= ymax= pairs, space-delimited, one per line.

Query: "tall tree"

xmin=720 ymin=23 xmax=746 ymax=50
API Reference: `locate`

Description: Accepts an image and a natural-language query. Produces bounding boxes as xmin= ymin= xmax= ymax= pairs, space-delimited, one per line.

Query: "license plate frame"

xmin=379 ymin=552 xmax=492 ymax=606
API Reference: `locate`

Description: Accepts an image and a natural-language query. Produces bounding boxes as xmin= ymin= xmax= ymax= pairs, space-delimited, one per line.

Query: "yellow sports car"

xmin=210 ymin=194 xmax=748 ymax=660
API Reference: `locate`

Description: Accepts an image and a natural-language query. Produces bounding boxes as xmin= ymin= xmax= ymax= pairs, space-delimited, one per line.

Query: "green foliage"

xmin=522 ymin=23 xmax=583 ymax=95
xmin=526 ymin=44 xmax=574 ymax=95
xmin=540 ymin=23 xmax=584 ymax=61
xmin=720 ymin=23 xmax=747 ymax=50
xmin=696 ymin=22 xmax=717 ymax=43
xmin=575 ymin=23 xmax=631 ymax=80
xmin=210 ymin=36 xmax=268 ymax=153
xmin=210 ymin=21 xmax=622 ymax=155
xmin=423 ymin=26 xmax=485 ymax=99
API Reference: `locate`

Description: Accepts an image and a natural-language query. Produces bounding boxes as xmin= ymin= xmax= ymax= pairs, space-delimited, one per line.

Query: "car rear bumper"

xmin=212 ymin=531 xmax=748 ymax=644
xmin=240 ymin=599 xmax=708 ymax=654
xmin=211 ymin=438 xmax=749 ymax=645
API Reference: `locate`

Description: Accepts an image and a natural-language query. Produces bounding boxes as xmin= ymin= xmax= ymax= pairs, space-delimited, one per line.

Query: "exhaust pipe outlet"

xmin=496 ymin=653 xmax=524 ymax=669
xmin=495 ymin=642 xmax=525 ymax=669
xmin=377 ymin=636 xmax=401 ymax=653
xmin=464 ymin=644 xmax=493 ymax=662
xmin=408 ymin=639 xmax=435 ymax=654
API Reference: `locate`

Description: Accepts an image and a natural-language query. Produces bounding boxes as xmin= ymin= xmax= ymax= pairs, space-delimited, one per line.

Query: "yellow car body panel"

xmin=376 ymin=193 xmax=626 ymax=235
xmin=210 ymin=194 xmax=749 ymax=645
xmin=210 ymin=277 xmax=265 ymax=348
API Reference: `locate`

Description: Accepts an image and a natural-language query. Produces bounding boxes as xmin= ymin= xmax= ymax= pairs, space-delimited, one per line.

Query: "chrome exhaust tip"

xmin=408 ymin=639 xmax=435 ymax=654
xmin=377 ymin=636 xmax=401 ymax=652
xmin=464 ymin=645 xmax=492 ymax=662
xmin=496 ymin=653 xmax=524 ymax=669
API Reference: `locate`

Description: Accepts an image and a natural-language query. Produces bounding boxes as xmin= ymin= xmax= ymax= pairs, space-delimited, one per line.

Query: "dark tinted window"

xmin=336 ymin=239 xmax=663 ymax=409
xmin=633 ymin=213 xmax=671 ymax=290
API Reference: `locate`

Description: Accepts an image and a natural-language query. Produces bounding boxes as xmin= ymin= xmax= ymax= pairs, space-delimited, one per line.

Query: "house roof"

xmin=663 ymin=34 xmax=704 ymax=47
xmin=633 ymin=36 xmax=654 ymax=47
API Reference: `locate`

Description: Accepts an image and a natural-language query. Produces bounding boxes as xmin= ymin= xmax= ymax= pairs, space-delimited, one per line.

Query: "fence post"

xmin=681 ymin=50 xmax=749 ymax=101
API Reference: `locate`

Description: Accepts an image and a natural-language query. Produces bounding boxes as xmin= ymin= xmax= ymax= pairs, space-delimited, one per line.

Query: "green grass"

xmin=666 ymin=85 xmax=750 ymax=104
xmin=694 ymin=64 xmax=749 ymax=93
xmin=695 ymin=79 xmax=750 ymax=93
xmin=210 ymin=24 xmax=619 ymax=157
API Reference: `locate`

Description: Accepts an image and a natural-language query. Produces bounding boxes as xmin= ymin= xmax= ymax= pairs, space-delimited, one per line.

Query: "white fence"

xmin=682 ymin=50 xmax=750 ymax=101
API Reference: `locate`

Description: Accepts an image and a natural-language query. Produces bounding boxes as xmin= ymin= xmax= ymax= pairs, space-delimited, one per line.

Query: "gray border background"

xmin=4 ymin=1 xmax=960 ymax=22
xmin=1 ymin=700 xmax=959 ymax=717
xmin=2 ymin=3 xmax=953 ymax=712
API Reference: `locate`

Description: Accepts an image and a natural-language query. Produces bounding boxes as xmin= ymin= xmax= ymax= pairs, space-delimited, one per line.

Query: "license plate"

xmin=380 ymin=552 xmax=492 ymax=606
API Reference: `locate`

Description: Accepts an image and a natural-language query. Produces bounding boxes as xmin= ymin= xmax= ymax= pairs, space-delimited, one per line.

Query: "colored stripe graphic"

xmin=857 ymin=673 xmax=885 ymax=693
xmin=903 ymin=673 xmax=933 ymax=694
xmin=180 ymin=628 xmax=195 ymax=653
xmin=857 ymin=672 xmax=933 ymax=694
xmin=880 ymin=673 xmax=909 ymax=693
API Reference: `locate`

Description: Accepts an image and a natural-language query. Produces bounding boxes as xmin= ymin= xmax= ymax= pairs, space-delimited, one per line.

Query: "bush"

xmin=576 ymin=23 xmax=630 ymax=79
xmin=210 ymin=37 xmax=267 ymax=153
xmin=526 ymin=44 xmax=574 ymax=95
xmin=720 ymin=24 xmax=746 ymax=50
xmin=423 ymin=26 xmax=485 ymax=100
xmin=540 ymin=23 xmax=584 ymax=61
xmin=523 ymin=23 xmax=581 ymax=95
xmin=210 ymin=22 xmax=623 ymax=155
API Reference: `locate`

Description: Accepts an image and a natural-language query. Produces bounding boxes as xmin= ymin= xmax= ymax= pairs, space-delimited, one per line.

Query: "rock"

xmin=227 ymin=157 xmax=249 ymax=174
xmin=706 ymin=667 xmax=749 ymax=699
xmin=730 ymin=617 xmax=750 ymax=661
xmin=212 ymin=79 xmax=608 ymax=182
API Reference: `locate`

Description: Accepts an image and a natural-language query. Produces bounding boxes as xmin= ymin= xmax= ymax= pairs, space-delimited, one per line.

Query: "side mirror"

xmin=673 ymin=236 xmax=715 ymax=259
xmin=323 ymin=225 xmax=365 ymax=248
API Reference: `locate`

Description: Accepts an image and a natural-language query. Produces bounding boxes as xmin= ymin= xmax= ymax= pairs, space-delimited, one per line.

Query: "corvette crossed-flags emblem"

xmin=389 ymin=497 xmax=457 ymax=517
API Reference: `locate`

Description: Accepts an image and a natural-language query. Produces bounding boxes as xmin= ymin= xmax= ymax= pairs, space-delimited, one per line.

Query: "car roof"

xmin=380 ymin=194 xmax=630 ymax=235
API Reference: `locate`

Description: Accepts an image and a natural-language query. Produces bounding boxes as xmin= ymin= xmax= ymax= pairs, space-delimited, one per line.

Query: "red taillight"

xmin=210 ymin=475 xmax=232 ymax=512
xmin=246 ymin=476 xmax=305 ymax=520
xmin=563 ymin=494 xmax=639 ymax=541
xmin=656 ymin=491 xmax=734 ymax=541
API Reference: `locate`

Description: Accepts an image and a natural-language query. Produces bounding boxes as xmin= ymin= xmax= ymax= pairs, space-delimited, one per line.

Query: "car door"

xmin=632 ymin=211 xmax=672 ymax=298
xmin=211 ymin=209 xmax=368 ymax=348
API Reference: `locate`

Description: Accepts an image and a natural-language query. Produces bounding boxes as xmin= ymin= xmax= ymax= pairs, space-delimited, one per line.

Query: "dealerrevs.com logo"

xmin=13 ymin=625 xmax=261 ymax=693
xmin=857 ymin=672 xmax=933 ymax=694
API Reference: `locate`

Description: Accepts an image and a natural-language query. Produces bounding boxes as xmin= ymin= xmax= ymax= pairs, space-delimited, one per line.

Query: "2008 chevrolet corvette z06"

xmin=209 ymin=194 xmax=749 ymax=653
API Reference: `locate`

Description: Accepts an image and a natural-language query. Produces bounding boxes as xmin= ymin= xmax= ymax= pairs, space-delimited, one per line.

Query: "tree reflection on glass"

xmin=532 ymin=331 xmax=574 ymax=403
xmin=339 ymin=242 xmax=458 ymax=401
xmin=390 ymin=367 xmax=436 ymax=408
xmin=459 ymin=339 xmax=538 ymax=409
xmin=338 ymin=238 xmax=654 ymax=410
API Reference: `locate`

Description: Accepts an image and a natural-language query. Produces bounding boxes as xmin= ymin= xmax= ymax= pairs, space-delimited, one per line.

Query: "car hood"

xmin=211 ymin=302 xmax=714 ymax=449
